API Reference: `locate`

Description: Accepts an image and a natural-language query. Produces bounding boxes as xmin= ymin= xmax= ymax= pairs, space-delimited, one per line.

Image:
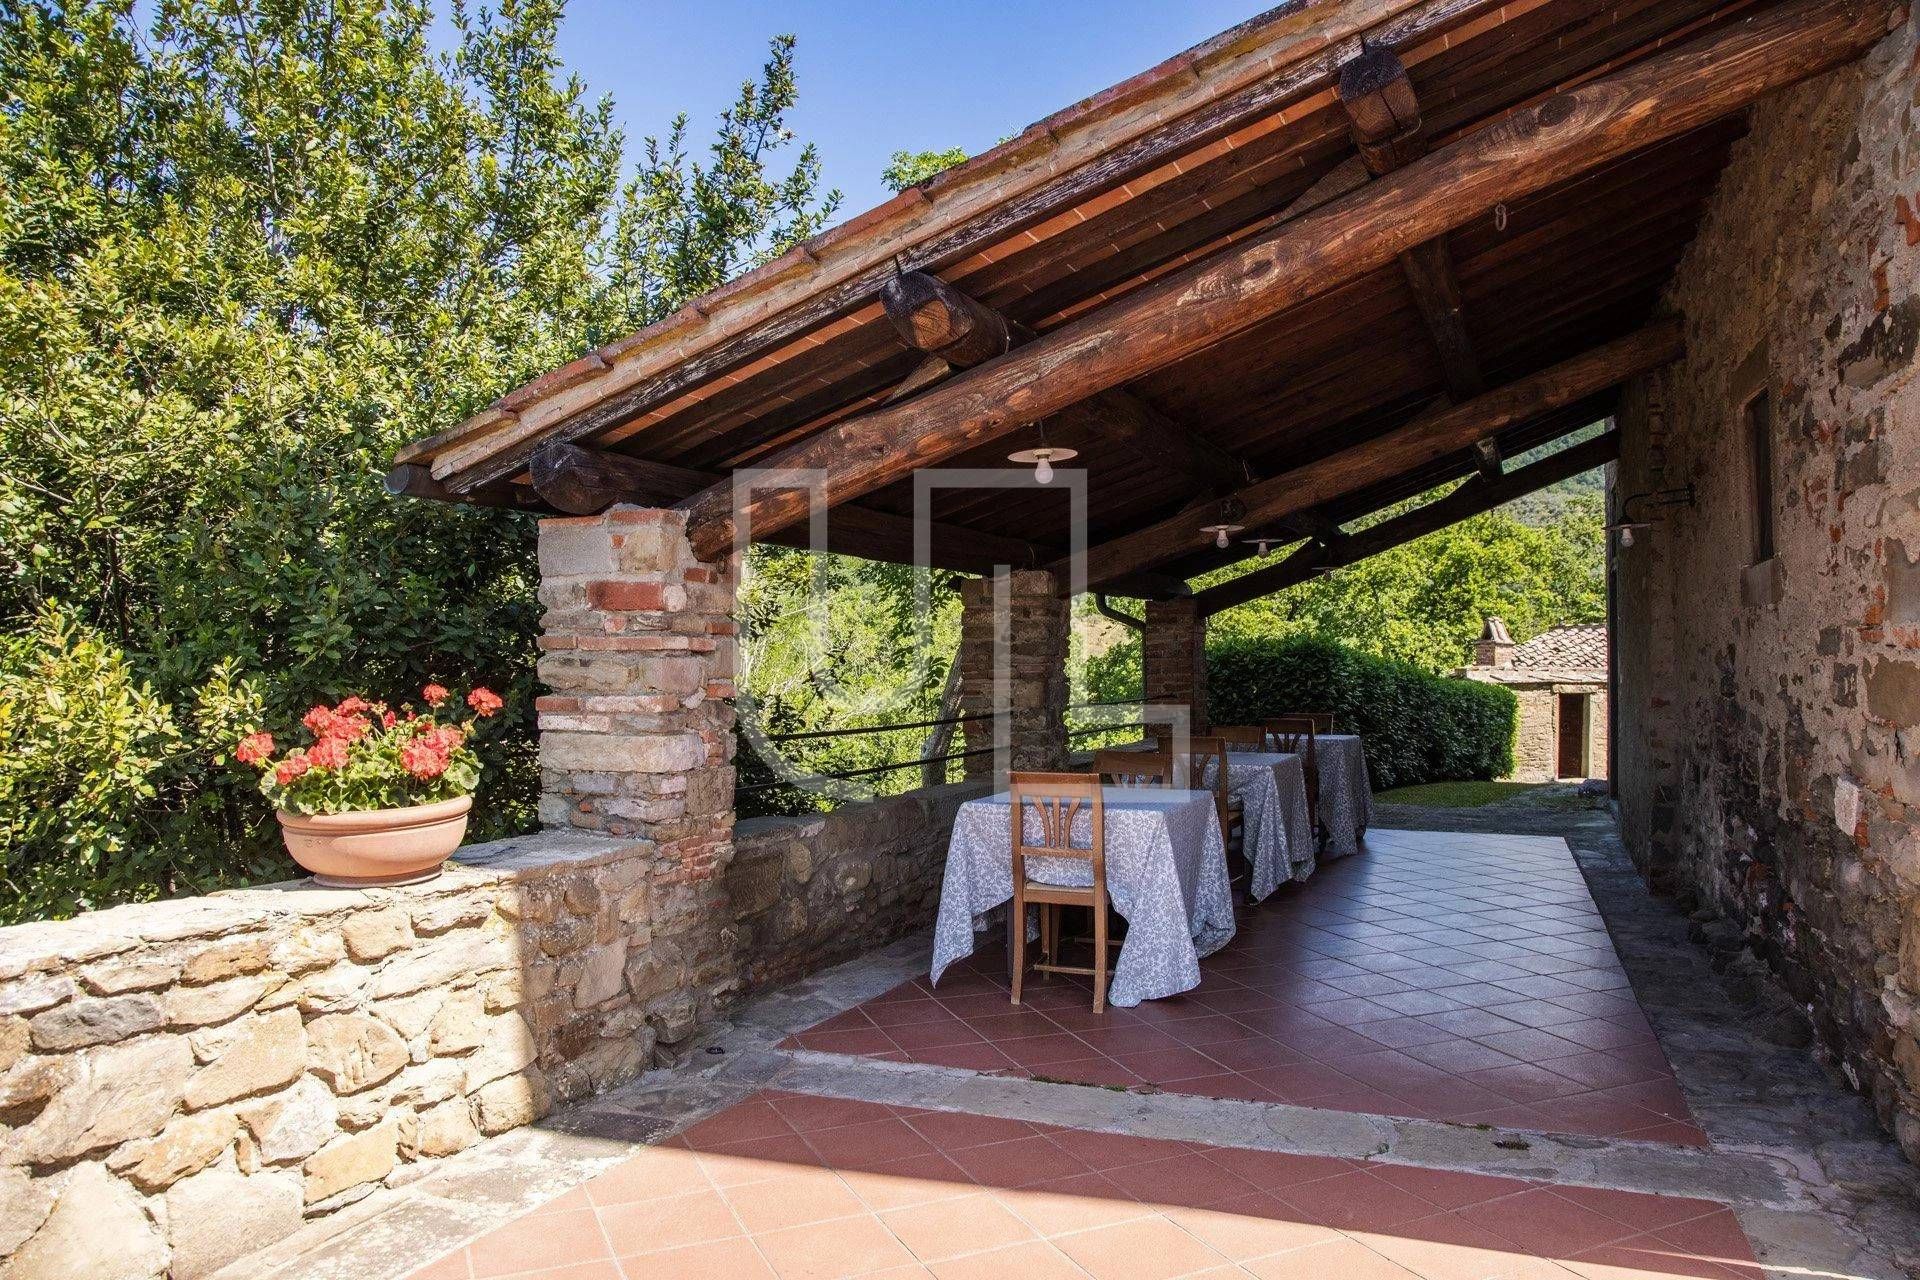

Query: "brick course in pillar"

xmin=955 ymin=570 xmax=1069 ymax=775
xmin=1143 ymin=598 xmax=1207 ymax=729
xmin=535 ymin=506 xmax=737 ymax=854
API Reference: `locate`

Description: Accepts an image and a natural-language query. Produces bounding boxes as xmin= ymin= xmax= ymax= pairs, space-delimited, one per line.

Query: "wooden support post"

xmin=1337 ymin=45 xmax=1484 ymax=398
xmin=1193 ymin=429 xmax=1621 ymax=615
xmin=1069 ymin=321 xmax=1678 ymax=588
xmin=673 ymin=0 xmax=1881 ymax=562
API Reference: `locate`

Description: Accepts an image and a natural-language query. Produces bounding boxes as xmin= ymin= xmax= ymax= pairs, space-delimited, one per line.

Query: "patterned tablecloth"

xmin=1199 ymin=752 xmax=1316 ymax=898
xmin=1311 ymin=734 xmax=1374 ymax=858
xmin=930 ymin=787 xmax=1235 ymax=1008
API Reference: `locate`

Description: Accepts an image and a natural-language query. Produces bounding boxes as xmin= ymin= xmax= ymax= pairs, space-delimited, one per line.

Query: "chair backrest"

xmin=1188 ymin=735 xmax=1232 ymax=832
xmin=1094 ymin=748 xmax=1189 ymax=788
xmin=1213 ymin=724 xmax=1266 ymax=753
xmin=1008 ymin=771 xmax=1105 ymax=884
xmin=1265 ymin=716 xmax=1318 ymax=757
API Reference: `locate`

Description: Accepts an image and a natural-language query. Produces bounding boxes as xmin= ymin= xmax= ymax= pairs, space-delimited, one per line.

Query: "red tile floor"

xmin=784 ymin=829 xmax=1706 ymax=1145
xmin=405 ymin=1090 xmax=1759 ymax=1280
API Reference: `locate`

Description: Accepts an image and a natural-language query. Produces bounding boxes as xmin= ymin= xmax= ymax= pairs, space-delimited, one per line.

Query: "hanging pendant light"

xmin=1008 ymin=423 xmax=1077 ymax=484
xmin=1199 ymin=522 xmax=1245 ymax=550
xmin=1243 ymin=536 xmax=1275 ymax=557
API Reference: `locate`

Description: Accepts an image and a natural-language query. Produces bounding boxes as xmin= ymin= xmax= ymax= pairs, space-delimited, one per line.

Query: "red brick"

xmin=587 ymin=580 xmax=672 ymax=612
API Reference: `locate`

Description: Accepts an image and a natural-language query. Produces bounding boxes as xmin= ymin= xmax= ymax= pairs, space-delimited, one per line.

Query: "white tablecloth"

xmin=1201 ymin=752 xmax=1316 ymax=898
xmin=930 ymin=787 xmax=1235 ymax=1008
xmin=1312 ymin=734 xmax=1373 ymax=858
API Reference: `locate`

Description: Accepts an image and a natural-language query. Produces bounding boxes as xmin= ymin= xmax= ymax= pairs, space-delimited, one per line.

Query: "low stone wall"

xmin=0 ymin=831 xmax=683 ymax=1279
xmin=727 ymin=779 xmax=989 ymax=989
xmin=0 ymin=778 xmax=981 ymax=1278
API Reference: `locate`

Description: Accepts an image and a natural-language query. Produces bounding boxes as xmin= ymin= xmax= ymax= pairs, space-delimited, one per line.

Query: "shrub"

xmin=1202 ymin=635 xmax=1515 ymax=790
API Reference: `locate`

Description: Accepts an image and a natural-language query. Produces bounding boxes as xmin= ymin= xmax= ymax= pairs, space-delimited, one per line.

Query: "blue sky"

xmin=550 ymin=1 xmax=1265 ymax=218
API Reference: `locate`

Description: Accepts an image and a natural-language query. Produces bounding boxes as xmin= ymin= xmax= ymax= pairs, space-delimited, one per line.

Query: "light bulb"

xmin=1619 ymin=525 xmax=1634 ymax=547
xmin=1215 ymin=527 xmax=1230 ymax=549
xmin=1035 ymin=454 xmax=1054 ymax=484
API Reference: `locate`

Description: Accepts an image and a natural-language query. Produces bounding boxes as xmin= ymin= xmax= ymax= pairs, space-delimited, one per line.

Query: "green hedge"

xmin=1204 ymin=636 xmax=1515 ymax=790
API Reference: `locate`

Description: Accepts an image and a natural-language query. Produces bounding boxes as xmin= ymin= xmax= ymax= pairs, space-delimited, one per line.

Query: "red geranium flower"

xmin=422 ymin=683 xmax=450 ymax=707
xmin=308 ymin=737 xmax=349 ymax=770
xmin=275 ymin=754 xmax=311 ymax=786
xmin=235 ymin=731 xmax=275 ymax=766
xmin=401 ymin=739 xmax=449 ymax=779
xmin=336 ymin=696 xmax=370 ymax=715
xmin=466 ymin=687 xmax=503 ymax=718
xmin=302 ymin=705 xmax=335 ymax=736
xmin=381 ymin=709 xmax=397 ymax=729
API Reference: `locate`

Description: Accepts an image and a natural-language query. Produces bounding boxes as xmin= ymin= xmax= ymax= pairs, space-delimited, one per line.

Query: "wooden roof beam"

xmin=880 ymin=270 xmax=1249 ymax=495
xmin=1194 ymin=428 xmax=1620 ymax=616
xmin=1337 ymin=45 xmax=1484 ymax=399
xmin=674 ymin=0 xmax=1885 ymax=563
xmin=1069 ymin=319 xmax=1678 ymax=588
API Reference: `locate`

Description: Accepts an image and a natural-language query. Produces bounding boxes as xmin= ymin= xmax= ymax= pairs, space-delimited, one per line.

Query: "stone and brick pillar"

xmin=1143 ymin=597 xmax=1207 ymax=730
xmin=534 ymin=505 xmax=737 ymax=860
xmin=955 ymin=569 xmax=1069 ymax=776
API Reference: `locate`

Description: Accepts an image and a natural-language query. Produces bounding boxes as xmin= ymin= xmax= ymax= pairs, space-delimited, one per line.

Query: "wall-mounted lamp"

xmin=1604 ymin=484 xmax=1696 ymax=547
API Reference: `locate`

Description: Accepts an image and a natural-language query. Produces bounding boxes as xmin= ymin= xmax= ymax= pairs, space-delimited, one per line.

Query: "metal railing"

xmin=737 ymin=699 xmax=1144 ymax=798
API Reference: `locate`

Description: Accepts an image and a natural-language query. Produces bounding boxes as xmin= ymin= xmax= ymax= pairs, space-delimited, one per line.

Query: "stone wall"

xmin=1143 ymin=598 xmax=1207 ymax=729
xmin=727 ymin=780 xmax=989 ymax=989
xmin=1613 ymin=13 xmax=1920 ymax=1158
xmin=955 ymin=570 xmax=1069 ymax=775
xmin=0 ymin=832 xmax=677 ymax=1279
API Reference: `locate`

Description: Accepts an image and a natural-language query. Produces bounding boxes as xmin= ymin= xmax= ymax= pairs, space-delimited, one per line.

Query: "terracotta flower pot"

xmin=275 ymin=796 xmax=472 ymax=888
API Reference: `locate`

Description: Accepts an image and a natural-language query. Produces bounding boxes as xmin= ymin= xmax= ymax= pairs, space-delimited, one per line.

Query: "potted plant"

xmin=233 ymin=684 xmax=503 ymax=887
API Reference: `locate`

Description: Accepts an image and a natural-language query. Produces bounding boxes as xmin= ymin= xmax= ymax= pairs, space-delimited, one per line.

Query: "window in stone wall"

xmin=1746 ymin=390 xmax=1775 ymax=565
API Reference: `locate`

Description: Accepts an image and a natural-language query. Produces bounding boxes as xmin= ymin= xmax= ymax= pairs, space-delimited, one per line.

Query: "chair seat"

xmin=1024 ymin=882 xmax=1096 ymax=907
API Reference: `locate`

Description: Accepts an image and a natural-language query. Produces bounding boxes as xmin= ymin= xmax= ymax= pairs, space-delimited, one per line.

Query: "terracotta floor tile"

xmin=880 ymin=1190 xmax=1039 ymax=1262
xmin=615 ymin=1237 xmax=776 ymax=1279
xmin=1274 ymin=1170 xmax=1449 ymax=1233
xmin=1051 ymin=1216 xmax=1232 ymax=1280
xmin=1242 ymin=1235 xmax=1420 ymax=1279
xmin=1364 ymin=1164 xmax=1531 ymax=1211
xmin=1651 ymin=1207 xmax=1758 ymax=1263
xmin=721 ymin=1171 xmax=869 ymax=1234
xmin=1162 ymin=1195 xmax=1343 ymax=1261
xmin=406 ymin=1253 xmax=472 ymax=1280
xmin=1099 ymin=1151 xmax=1262 ymax=1210
xmin=901 ymin=1109 xmax=1038 ymax=1150
xmin=886 ymin=1018 xmax=987 ymax=1052
xmin=680 ymin=1100 xmax=797 ymax=1149
xmin=690 ymin=1132 xmax=825 ymax=1188
xmin=753 ymin=1213 xmax=919 ymax=1279
xmin=946 ymin=1134 xmax=1091 ymax=1189
xmin=927 ymin=1240 xmax=1087 ymax=1280
xmin=1042 ymin=1127 xmax=1193 ymax=1171
xmin=595 ymin=1188 xmax=742 ymax=1257
xmin=836 ymin=1151 xmax=979 ymax=1213
xmin=995 ymin=1172 xmax=1156 ymax=1236
xmin=802 ymin=1116 xmax=937 ymax=1170
xmin=584 ymin=1147 xmax=710 ymax=1207
xmin=466 ymin=1208 xmax=611 ymax=1278
xmin=1459 ymin=1187 xmax=1637 ymax=1257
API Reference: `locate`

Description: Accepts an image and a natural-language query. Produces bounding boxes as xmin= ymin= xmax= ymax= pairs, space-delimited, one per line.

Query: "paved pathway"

xmin=223 ymin=807 xmax=1920 ymax=1280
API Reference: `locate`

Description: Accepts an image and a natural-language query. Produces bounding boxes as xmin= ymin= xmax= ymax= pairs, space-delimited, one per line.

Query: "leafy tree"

xmin=881 ymin=147 xmax=967 ymax=192
xmin=0 ymin=0 xmax=837 ymax=921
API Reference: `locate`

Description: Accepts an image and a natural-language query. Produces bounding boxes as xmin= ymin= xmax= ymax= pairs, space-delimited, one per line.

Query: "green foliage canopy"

xmin=0 ymin=0 xmax=838 ymax=921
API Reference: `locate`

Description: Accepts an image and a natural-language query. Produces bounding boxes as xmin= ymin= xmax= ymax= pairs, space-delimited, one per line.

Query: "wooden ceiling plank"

xmin=674 ymin=0 xmax=1880 ymax=563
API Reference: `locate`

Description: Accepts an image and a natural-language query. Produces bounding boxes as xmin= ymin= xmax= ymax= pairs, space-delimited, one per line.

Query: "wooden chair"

xmin=1008 ymin=772 xmax=1112 ymax=1012
xmin=1264 ymin=717 xmax=1321 ymax=838
xmin=1189 ymin=735 xmax=1248 ymax=892
xmin=1212 ymin=724 xmax=1266 ymax=753
xmin=1094 ymin=748 xmax=1189 ymax=788
xmin=1273 ymin=711 xmax=1336 ymax=733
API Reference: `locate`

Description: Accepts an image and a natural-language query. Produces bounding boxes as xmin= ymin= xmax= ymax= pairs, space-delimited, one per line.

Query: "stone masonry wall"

xmin=727 ymin=779 xmax=989 ymax=990
xmin=1143 ymin=598 xmax=1207 ymax=730
xmin=1613 ymin=12 xmax=1920 ymax=1158
xmin=955 ymin=570 xmax=1069 ymax=776
xmin=0 ymin=832 xmax=671 ymax=1279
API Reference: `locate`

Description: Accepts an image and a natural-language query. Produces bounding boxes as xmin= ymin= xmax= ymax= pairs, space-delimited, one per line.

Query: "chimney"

xmin=1474 ymin=616 xmax=1515 ymax=668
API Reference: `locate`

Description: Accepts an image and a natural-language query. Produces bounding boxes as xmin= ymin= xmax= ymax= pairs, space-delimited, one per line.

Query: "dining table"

xmin=1306 ymin=733 xmax=1373 ymax=858
xmin=1197 ymin=750 xmax=1317 ymax=897
xmin=930 ymin=785 xmax=1235 ymax=1008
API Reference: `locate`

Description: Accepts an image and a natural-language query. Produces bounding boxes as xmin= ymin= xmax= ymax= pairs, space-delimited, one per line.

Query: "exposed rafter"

xmin=1066 ymin=320 xmax=1678 ymax=587
xmin=668 ymin=0 xmax=1881 ymax=563
xmin=1338 ymin=44 xmax=1484 ymax=399
xmin=879 ymin=271 xmax=1249 ymax=495
xmin=1193 ymin=428 xmax=1620 ymax=615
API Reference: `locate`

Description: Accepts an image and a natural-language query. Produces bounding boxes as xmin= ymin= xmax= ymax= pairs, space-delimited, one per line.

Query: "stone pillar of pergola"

xmin=955 ymin=569 xmax=1070 ymax=777
xmin=1143 ymin=597 xmax=1207 ymax=730
xmin=532 ymin=506 xmax=740 ymax=1030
